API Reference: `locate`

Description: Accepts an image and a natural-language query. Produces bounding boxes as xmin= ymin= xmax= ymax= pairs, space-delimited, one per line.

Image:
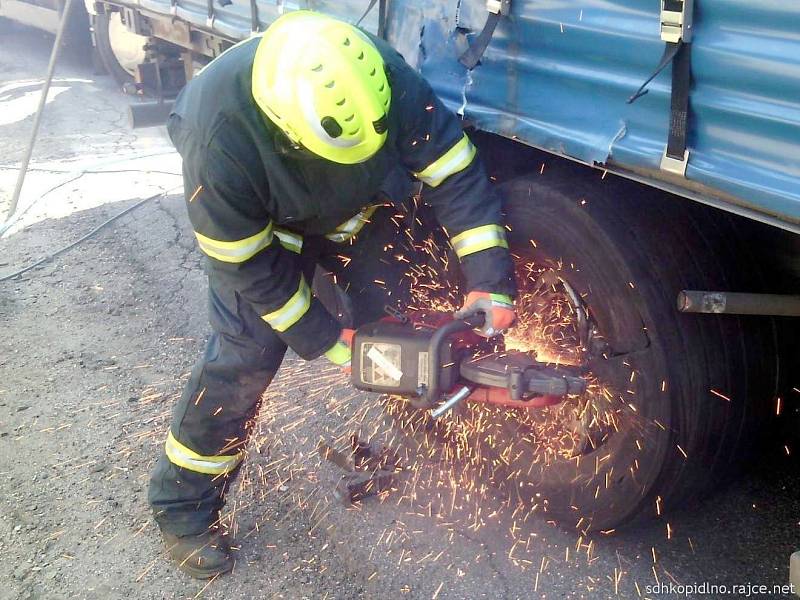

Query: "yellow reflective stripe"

xmin=451 ymin=224 xmax=509 ymax=259
xmin=194 ymin=223 xmax=273 ymax=263
xmin=489 ymin=293 xmax=514 ymax=307
xmin=325 ymin=206 xmax=378 ymax=243
xmin=324 ymin=340 xmax=351 ymax=366
xmin=165 ymin=431 xmax=243 ymax=475
xmin=274 ymin=227 xmax=303 ymax=254
xmin=261 ymin=276 xmax=311 ymax=332
xmin=413 ymin=134 xmax=477 ymax=187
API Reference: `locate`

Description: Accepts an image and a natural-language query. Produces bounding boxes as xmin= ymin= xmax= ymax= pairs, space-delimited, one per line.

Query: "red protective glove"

xmin=324 ymin=328 xmax=355 ymax=372
xmin=454 ymin=291 xmax=516 ymax=337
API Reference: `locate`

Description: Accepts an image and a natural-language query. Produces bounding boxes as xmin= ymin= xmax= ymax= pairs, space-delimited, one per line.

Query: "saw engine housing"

xmin=351 ymin=312 xmax=588 ymax=410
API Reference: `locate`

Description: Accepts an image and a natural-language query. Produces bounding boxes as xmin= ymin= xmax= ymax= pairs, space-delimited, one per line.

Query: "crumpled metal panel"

xmin=405 ymin=0 xmax=800 ymax=228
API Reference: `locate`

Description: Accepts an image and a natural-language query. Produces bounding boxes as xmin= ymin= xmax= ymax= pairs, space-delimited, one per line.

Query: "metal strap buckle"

xmin=660 ymin=148 xmax=689 ymax=176
xmin=660 ymin=0 xmax=693 ymax=43
xmin=486 ymin=0 xmax=511 ymax=16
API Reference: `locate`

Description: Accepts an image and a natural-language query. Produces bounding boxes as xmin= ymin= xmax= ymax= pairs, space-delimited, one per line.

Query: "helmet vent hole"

xmin=325 ymin=80 xmax=335 ymax=88
xmin=344 ymin=114 xmax=355 ymax=122
xmin=378 ymin=83 xmax=385 ymax=92
xmin=321 ymin=116 xmax=343 ymax=138
xmin=312 ymin=64 xmax=323 ymax=72
xmin=343 ymin=37 xmax=350 ymax=46
xmin=370 ymin=68 xmax=376 ymax=76
xmin=357 ymin=51 xmax=364 ymax=60
xmin=350 ymin=128 xmax=360 ymax=136
xmin=336 ymin=98 xmax=346 ymax=106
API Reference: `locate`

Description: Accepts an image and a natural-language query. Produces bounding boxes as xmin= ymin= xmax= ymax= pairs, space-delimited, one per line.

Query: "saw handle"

xmin=412 ymin=313 xmax=485 ymax=409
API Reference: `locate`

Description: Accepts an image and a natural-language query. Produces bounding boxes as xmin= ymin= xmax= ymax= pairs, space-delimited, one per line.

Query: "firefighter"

xmin=148 ymin=10 xmax=517 ymax=578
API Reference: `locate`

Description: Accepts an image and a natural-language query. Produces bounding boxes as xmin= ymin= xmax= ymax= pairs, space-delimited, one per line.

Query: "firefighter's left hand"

xmin=454 ymin=291 xmax=516 ymax=337
xmin=324 ymin=328 xmax=356 ymax=373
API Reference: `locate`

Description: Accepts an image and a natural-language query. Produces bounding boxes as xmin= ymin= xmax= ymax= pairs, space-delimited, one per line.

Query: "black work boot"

xmin=161 ymin=527 xmax=234 ymax=579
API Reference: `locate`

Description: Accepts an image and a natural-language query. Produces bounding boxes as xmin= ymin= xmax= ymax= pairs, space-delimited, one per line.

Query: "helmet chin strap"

xmin=270 ymin=127 xmax=317 ymax=159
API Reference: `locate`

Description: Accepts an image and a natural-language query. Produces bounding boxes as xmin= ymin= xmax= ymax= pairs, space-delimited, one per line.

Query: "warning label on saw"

xmin=361 ymin=343 xmax=402 ymax=387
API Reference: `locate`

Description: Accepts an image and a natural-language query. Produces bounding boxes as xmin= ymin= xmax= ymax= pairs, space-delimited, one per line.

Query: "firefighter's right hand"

xmin=324 ymin=328 xmax=355 ymax=373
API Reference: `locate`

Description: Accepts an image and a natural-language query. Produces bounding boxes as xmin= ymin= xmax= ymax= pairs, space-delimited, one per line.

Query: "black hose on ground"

xmin=0 ymin=190 xmax=170 ymax=283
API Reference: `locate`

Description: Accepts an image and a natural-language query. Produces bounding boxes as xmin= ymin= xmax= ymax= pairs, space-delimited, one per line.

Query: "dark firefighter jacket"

xmin=168 ymin=33 xmax=516 ymax=360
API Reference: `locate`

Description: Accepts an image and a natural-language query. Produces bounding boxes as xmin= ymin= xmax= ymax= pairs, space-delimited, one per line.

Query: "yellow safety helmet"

xmin=252 ymin=11 xmax=392 ymax=164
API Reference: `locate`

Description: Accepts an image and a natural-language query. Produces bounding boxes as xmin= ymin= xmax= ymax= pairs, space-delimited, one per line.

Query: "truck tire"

xmin=378 ymin=155 xmax=780 ymax=532
xmin=465 ymin=165 xmax=780 ymax=531
xmin=93 ymin=9 xmax=147 ymax=86
xmin=62 ymin=0 xmax=91 ymax=56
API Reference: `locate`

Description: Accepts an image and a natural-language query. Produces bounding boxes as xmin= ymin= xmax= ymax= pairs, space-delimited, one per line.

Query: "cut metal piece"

xmin=350 ymin=433 xmax=402 ymax=472
xmin=319 ymin=436 xmax=403 ymax=505
xmin=335 ymin=469 xmax=396 ymax=504
xmin=317 ymin=441 xmax=354 ymax=472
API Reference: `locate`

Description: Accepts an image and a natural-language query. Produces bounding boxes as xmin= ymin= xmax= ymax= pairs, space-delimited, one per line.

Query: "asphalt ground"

xmin=1 ymin=20 xmax=799 ymax=600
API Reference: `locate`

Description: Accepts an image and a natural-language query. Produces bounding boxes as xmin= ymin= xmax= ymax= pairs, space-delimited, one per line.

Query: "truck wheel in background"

xmin=93 ymin=9 xmax=147 ymax=86
xmin=474 ymin=164 xmax=781 ymax=531
xmin=379 ymin=151 xmax=781 ymax=532
xmin=62 ymin=0 xmax=92 ymax=55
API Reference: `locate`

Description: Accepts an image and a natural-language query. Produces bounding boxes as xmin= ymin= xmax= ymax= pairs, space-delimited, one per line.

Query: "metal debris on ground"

xmin=318 ymin=434 xmax=404 ymax=505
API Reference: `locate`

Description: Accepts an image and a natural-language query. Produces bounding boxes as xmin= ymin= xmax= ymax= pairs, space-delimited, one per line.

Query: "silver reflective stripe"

xmin=194 ymin=223 xmax=274 ymax=263
xmin=262 ymin=276 xmax=311 ymax=332
xmin=325 ymin=206 xmax=377 ymax=243
xmin=165 ymin=431 xmax=242 ymax=475
xmin=325 ymin=211 xmax=363 ymax=242
xmin=417 ymin=144 xmax=473 ymax=186
xmin=326 ymin=232 xmax=350 ymax=243
xmin=414 ymin=135 xmax=477 ymax=188
xmin=451 ymin=224 xmax=508 ymax=259
xmin=274 ymin=228 xmax=303 ymax=254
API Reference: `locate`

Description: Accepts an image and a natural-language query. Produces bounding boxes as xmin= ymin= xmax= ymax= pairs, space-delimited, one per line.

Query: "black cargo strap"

xmin=666 ymin=41 xmax=691 ymax=161
xmin=459 ymin=0 xmax=511 ymax=69
xmin=356 ymin=0 xmax=388 ymax=39
xmin=626 ymin=41 xmax=682 ymax=105
xmin=249 ymin=0 xmax=259 ymax=32
xmin=626 ymin=39 xmax=692 ymax=161
xmin=378 ymin=0 xmax=387 ymax=38
xmin=459 ymin=12 xmax=502 ymax=69
xmin=628 ymin=0 xmax=693 ymax=174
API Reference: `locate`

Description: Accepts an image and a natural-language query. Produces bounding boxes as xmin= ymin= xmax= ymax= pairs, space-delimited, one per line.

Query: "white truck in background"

xmin=1 ymin=0 xmax=149 ymax=83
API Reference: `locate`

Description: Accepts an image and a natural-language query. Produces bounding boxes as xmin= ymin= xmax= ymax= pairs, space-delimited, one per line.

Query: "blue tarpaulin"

xmin=117 ymin=0 xmax=800 ymax=231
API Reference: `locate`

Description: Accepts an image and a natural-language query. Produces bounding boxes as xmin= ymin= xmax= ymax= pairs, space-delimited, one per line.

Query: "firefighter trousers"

xmin=148 ymin=206 xmax=424 ymax=536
